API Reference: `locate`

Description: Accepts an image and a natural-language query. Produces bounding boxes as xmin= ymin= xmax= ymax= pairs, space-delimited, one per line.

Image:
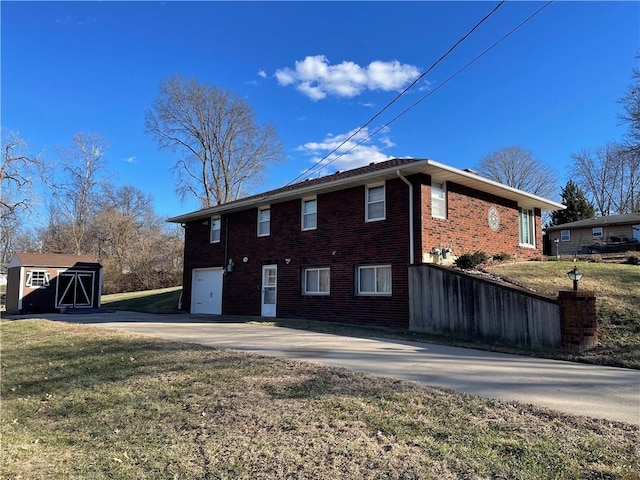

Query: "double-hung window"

xmin=560 ymin=230 xmax=570 ymax=242
xmin=26 ymin=270 xmax=50 ymax=288
xmin=258 ymin=207 xmax=270 ymax=237
xmin=357 ymin=265 xmax=391 ymax=295
xmin=366 ymin=184 xmax=385 ymax=222
xmin=303 ymin=267 xmax=330 ymax=295
xmin=210 ymin=216 xmax=221 ymax=243
xmin=592 ymin=227 xmax=603 ymax=238
xmin=518 ymin=208 xmax=535 ymax=247
xmin=431 ymin=181 xmax=447 ymax=219
xmin=302 ymin=198 xmax=317 ymax=230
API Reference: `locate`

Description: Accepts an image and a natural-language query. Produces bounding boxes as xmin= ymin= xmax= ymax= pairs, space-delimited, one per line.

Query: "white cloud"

xmin=123 ymin=156 xmax=136 ymax=164
xmin=257 ymin=70 xmax=267 ymax=78
xmin=297 ymin=127 xmax=394 ymax=173
xmin=275 ymin=55 xmax=420 ymax=101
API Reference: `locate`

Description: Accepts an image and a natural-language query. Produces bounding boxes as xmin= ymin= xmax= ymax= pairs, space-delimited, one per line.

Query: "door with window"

xmin=56 ymin=271 xmax=94 ymax=308
xmin=261 ymin=265 xmax=277 ymax=317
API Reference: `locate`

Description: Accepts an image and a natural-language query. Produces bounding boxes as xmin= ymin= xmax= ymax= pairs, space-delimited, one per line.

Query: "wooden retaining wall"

xmin=409 ymin=264 xmax=561 ymax=351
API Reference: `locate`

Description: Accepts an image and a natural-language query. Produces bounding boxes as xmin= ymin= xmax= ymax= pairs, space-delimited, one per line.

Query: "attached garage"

xmin=5 ymin=253 xmax=102 ymax=314
xmin=191 ymin=268 xmax=223 ymax=314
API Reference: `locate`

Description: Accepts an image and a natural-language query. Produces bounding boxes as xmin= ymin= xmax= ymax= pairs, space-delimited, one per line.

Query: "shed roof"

xmin=9 ymin=252 xmax=101 ymax=269
xmin=545 ymin=213 xmax=640 ymax=231
xmin=168 ymin=158 xmax=565 ymax=223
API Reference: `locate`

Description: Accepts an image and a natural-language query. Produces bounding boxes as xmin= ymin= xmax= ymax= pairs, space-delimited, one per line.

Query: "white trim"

xmin=301 ymin=197 xmax=317 ymax=231
xmin=257 ymin=206 xmax=271 ymax=237
xmin=357 ymin=264 xmax=392 ymax=296
xmin=25 ymin=269 xmax=50 ymax=288
xmin=303 ymin=267 xmax=330 ymax=295
xmin=431 ymin=181 xmax=447 ymax=219
xmin=210 ymin=216 xmax=221 ymax=243
xmin=365 ymin=183 xmax=386 ymax=222
xmin=168 ymin=159 xmax=565 ymax=224
xmin=592 ymin=227 xmax=603 ymax=238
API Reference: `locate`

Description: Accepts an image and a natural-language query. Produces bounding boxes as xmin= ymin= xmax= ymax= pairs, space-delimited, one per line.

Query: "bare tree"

xmin=1 ymin=130 xmax=41 ymax=221
xmin=44 ymin=133 xmax=109 ymax=255
xmin=477 ymin=146 xmax=558 ymax=198
xmin=619 ymin=63 xmax=639 ymax=156
xmin=571 ymin=143 xmax=640 ymax=215
xmin=145 ymin=75 xmax=284 ymax=207
xmin=93 ymin=185 xmax=183 ymax=293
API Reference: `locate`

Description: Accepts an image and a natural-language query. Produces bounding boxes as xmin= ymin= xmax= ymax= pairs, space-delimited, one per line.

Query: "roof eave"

xmin=167 ymin=158 xmax=565 ymax=223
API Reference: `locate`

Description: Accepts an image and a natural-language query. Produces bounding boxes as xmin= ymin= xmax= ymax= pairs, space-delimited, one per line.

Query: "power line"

xmin=313 ymin=0 xmax=555 ymax=172
xmin=284 ymin=0 xmax=506 ymax=187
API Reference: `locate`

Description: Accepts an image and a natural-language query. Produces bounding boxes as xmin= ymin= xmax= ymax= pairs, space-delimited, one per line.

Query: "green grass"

xmin=101 ymin=286 xmax=181 ymax=314
xmin=2 ymin=319 xmax=638 ymax=479
xmin=486 ymin=261 xmax=640 ymax=369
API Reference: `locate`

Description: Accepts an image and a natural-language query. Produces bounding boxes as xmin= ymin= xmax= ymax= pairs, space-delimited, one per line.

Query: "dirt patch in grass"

xmin=2 ymin=319 xmax=638 ymax=479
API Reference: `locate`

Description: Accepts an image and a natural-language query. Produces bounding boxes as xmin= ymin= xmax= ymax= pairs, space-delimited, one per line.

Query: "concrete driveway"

xmin=14 ymin=310 xmax=640 ymax=425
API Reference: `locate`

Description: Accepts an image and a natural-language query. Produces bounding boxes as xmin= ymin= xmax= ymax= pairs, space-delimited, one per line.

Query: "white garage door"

xmin=191 ymin=268 xmax=224 ymax=314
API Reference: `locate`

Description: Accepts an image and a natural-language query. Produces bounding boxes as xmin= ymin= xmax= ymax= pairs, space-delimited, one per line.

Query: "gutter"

xmin=396 ymin=170 xmax=415 ymax=264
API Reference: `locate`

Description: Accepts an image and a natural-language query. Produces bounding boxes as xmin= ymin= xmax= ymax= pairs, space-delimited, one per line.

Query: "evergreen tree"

xmin=550 ymin=180 xmax=596 ymax=225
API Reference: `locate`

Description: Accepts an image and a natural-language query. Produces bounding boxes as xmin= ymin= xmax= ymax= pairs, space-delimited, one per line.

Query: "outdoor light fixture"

xmin=567 ymin=266 xmax=584 ymax=291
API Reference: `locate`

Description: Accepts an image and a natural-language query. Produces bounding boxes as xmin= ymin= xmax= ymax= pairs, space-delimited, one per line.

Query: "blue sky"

xmin=2 ymin=1 xmax=638 ymax=223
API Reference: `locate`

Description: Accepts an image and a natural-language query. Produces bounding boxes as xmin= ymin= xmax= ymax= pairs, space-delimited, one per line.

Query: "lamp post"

xmin=567 ymin=266 xmax=584 ymax=291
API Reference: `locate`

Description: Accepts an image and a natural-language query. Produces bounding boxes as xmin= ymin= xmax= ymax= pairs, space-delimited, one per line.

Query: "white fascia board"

xmin=424 ymin=160 xmax=566 ymax=211
xmin=167 ymin=160 xmax=432 ymax=223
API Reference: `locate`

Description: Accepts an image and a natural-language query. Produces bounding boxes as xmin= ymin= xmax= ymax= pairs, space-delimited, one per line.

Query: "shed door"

xmin=191 ymin=268 xmax=223 ymax=314
xmin=56 ymin=272 xmax=94 ymax=308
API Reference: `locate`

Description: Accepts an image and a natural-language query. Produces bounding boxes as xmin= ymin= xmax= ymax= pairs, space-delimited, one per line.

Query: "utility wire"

xmin=284 ymin=0 xmax=506 ymax=187
xmin=312 ymin=0 xmax=555 ymax=172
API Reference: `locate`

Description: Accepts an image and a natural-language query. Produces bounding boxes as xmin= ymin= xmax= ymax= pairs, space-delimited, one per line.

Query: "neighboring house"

xmin=168 ymin=158 xmax=564 ymax=329
xmin=5 ymin=252 xmax=102 ymax=314
xmin=546 ymin=213 xmax=640 ymax=255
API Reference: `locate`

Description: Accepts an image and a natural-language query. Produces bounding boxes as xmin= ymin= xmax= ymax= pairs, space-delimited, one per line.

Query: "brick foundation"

xmin=558 ymin=290 xmax=598 ymax=353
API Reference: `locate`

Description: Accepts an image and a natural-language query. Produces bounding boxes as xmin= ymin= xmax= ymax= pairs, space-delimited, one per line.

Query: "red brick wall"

xmin=181 ymin=174 xmax=544 ymax=328
xmin=183 ymin=178 xmax=413 ymax=329
xmin=420 ymin=179 xmax=543 ymax=260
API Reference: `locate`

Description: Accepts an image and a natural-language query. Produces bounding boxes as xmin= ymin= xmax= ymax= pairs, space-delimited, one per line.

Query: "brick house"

xmin=168 ymin=158 xmax=564 ymax=329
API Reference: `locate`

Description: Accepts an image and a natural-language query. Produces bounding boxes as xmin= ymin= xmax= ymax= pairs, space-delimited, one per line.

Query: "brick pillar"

xmin=558 ymin=290 xmax=598 ymax=353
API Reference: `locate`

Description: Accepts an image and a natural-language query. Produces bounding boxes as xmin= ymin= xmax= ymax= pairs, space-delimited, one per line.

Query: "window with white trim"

xmin=592 ymin=227 xmax=603 ymax=238
xmin=210 ymin=216 xmax=221 ymax=243
xmin=560 ymin=230 xmax=570 ymax=242
xmin=302 ymin=198 xmax=317 ymax=231
xmin=258 ymin=207 xmax=270 ymax=237
xmin=303 ymin=267 xmax=330 ymax=295
xmin=518 ymin=208 xmax=535 ymax=247
xmin=357 ymin=265 xmax=391 ymax=295
xmin=26 ymin=270 xmax=50 ymax=288
xmin=366 ymin=184 xmax=385 ymax=222
xmin=431 ymin=181 xmax=447 ymax=219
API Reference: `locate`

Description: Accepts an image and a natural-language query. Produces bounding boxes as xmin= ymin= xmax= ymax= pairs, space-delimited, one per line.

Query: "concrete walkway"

xmin=13 ymin=311 xmax=640 ymax=425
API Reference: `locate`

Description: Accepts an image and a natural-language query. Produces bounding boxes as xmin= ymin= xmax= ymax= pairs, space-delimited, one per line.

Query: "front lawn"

xmin=1 ymin=319 xmax=638 ymax=479
xmin=486 ymin=261 xmax=640 ymax=368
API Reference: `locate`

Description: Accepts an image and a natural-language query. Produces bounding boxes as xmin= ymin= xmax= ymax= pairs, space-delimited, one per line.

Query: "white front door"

xmin=191 ymin=268 xmax=223 ymax=314
xmin=261 ymin=265 xmax=277 ymax=317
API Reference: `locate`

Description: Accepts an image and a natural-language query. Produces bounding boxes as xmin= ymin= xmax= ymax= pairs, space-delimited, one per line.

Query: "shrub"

xmin=455 ymin=251 xmax=490 ymax=270
xmin=624 ymin=255 xmax=640 ymax=265
xmin=492 ymin=252 xmax=512 ymax=262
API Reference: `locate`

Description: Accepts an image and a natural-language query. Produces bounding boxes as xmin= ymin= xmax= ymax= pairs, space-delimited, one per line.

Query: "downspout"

xmin=396 ymin=170 xmax=415 ymax=264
